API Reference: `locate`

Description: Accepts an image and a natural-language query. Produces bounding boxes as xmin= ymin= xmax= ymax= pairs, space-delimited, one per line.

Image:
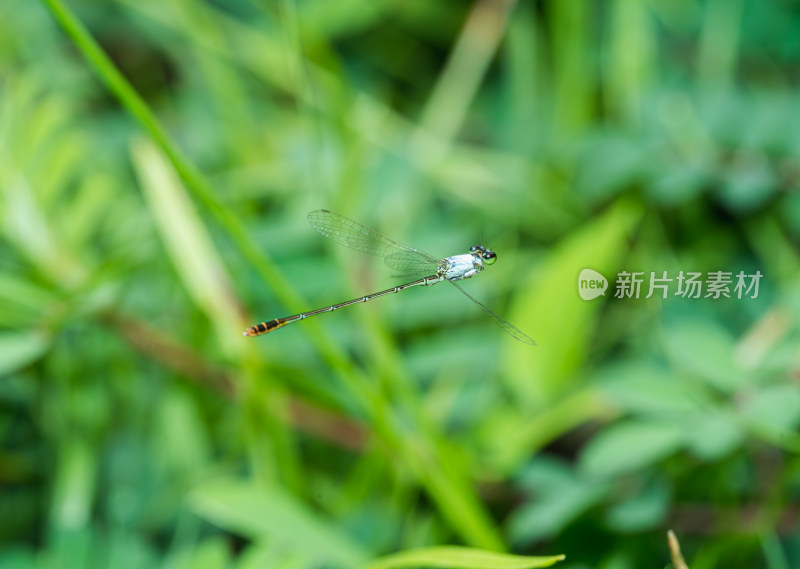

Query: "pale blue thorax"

xmin=441 ymin=253 xmax=484 ymax=281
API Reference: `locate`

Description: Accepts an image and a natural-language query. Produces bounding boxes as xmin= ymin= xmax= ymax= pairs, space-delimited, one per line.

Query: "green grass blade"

xmin=362 ymin=546 xmax=565 ymax=569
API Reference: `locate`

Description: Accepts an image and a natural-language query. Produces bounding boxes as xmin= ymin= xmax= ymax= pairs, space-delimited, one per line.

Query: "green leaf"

xmin=716 ymin=153 xmax=777 ymax=213
xmin=51 ymin=439 xmax=95 ymax=532
xmin=0 ymin=272 xmax=58 ymax=328
xmin=645 ymin=157 xmax=710 ymax=206
xmin=506 ymin=199 xmax=642 ymax=408
xmin=236 ymin=542 xmax=312 ymax=569
xmin=685 ymin=408 xmax=743 ymax=459
xmin=595 ymin=360 xmax=705 ymax=417
xmin=189 ymin=478 xmax=368 ymax=569
xmin=575 ymin=134 xmax=652 ymax=204
xmin=579 ymin=421 xmax=687 ymax=479
xmin=509 ymin=481 xmax=607 ymax=544
xmin=743 ymin=383 xmax=800 ymax=442
xmin=0 ymin=330 xmax=51 ymax=376
xmin=604 ymin=478 xmax=669 ymax=532
xmin=169 ymin=537 xmax=231 ymax=569
xmin=509 ymin=458 xmax=609 ymax=543
xmin=362 ymin=547 xmax=565 ymax=569
xmin=661 ymin=317 xmax=745 ymax=392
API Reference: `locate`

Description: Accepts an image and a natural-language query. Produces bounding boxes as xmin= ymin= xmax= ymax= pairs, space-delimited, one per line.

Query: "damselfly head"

xmin=470 ymin=244 xmax=497 ymax=265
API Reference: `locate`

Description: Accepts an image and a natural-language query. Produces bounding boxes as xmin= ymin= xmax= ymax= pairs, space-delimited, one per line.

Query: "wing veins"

xmin=307 ymin=210 xmax=439 ymax=264
xmin=449 ymin=281 xmax=536 ymax=345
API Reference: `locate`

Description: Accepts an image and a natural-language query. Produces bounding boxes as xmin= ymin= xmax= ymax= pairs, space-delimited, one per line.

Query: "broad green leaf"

xmin=362 ymin=546 xmax=565 ymax=569
xmin=506 ymin=199 xmax=642 ymax=409
xmin=645 ymin=158 xmax=710 ymax=206
xmin=515 ymin=456 xmax=577 ymax=494
xmin=51 ymin=439 xmax=95 ymax=531
xmin=595 ymin=360 xmax=705 ymax=417
xmin=685 ymin=408 xmax=743 ymax=459
xmin=509 ymin=457 xmax=609 ymax=543
xmin=189 ymin=478 xmax=368 ymax=569
xmin=509 ymin=481 xmax=607 ymax=545
xmin=169 ymin=537 xmax=231 ymax=569
xmin=575 ymin=134 xmax=651 ymax=204
xmin=742 ymin=383 xmax=800 ymax=443
xmin=717 ymin=154 xmax=776 ymax=213
xmin=481 ymin=388 xmax=610 ymax=474
xmin=236 ymin=542 xmax=313 ymax=569
xmin=0 ymin=272 xmax=58 ymax=328
xmin=604 ymin=478 xmax=669 ymax=532
xmin=579 ymin=421 xmax=687 ymax=479
xmin=661 ymin=318 xmax=744 ymax=392
xmin=0 ymin=330 xmax=51 ymax=376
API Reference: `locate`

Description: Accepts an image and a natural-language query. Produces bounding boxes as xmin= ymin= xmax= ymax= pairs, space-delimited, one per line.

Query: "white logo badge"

xmin=579 ymin=269 xmax=608 ymax=300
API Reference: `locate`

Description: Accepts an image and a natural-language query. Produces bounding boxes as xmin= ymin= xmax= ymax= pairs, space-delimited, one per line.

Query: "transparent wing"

xmin=307 ymin=210 xmax=440 ymax=276
xmin=384 ymin=250 xmax=440 ymax=278
xmin=449 ymin=281 xmax=537 ymax=345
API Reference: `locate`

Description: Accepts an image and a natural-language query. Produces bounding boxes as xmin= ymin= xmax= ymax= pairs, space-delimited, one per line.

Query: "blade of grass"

xmin=550 ymin=0 xmax=592 ymax=138
xmin=605 ymin=0 xmax=655 ymax=123
xmin=698 ymin=0 xmax=744 ymax=90
xmin=191 ymin=477 xmax=369 ymax=569
xmin=131 ymin=138 xmax=241 ymax=353
xmin=131 ymin=136 xmax=303 ymax=491
xmin=415 ymin=0 xmax=518 ymax=156
xmin=362 ymin=546 xmax=565 ymax=569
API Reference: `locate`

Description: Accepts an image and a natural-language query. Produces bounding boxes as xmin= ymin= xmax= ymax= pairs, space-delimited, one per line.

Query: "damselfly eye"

xmin=484 ymin=250 xmax=497 ymax=265
xmin=470 ymin=245 xmax=479 ymax=253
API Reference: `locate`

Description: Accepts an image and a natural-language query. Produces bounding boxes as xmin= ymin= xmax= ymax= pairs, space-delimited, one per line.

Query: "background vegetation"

xmin=1 ymin=0 xmax=799 ymax=567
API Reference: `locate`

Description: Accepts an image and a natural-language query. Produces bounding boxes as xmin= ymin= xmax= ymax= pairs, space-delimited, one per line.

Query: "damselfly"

xmin=244 ymin=210 xmax=536 ymax=345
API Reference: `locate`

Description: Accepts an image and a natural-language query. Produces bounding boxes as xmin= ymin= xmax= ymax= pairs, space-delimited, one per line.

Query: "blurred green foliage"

xmin=1 ymin=0 xmax=800 ymax=568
